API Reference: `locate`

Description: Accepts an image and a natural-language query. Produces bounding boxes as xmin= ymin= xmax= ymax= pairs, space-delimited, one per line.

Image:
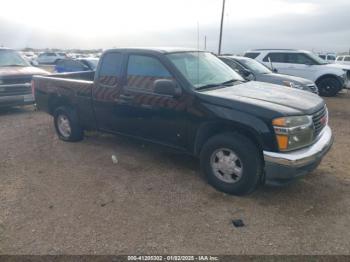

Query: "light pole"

xmin=218 ymin=0 xmax=226 ymax=55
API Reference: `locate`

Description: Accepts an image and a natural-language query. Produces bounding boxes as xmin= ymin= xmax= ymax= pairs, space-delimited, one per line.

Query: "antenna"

xmin=197 ymin=21 xmax=200 ymax=51
xmin=218 ymin=0 xmax=226 ymax=55
xmin=197 ymin=21 xmax=200 ymax=85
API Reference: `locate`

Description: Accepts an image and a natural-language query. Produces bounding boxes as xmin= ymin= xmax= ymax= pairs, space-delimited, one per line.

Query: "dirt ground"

xmin=0 ymin=91 xmax=349 ymax=255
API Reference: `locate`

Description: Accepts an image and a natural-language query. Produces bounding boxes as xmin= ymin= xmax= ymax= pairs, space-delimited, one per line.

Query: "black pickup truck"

xmin=33 ymin=48 xmax=333 ymax=195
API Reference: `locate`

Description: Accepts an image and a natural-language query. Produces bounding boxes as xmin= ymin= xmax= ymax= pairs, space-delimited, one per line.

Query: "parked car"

xmin=36 ymin=52 xmax=67 ymax=65
xmin=33 ymin=48 xmax=333 ymax=195
xmin=0 ymin=48 xmax=48 ymax=107
xmin=55 ymin=58 xmax=99 ymax=73
xmin=219 ymin=55 xmax=318 ymax=94
xmin=318 ymin=53 xmax=336 ymax=63
xmin=336 ymin=55 xmax=350 ymax=66
xmin=244 ymin=49 xmax=349 ymax=96
xmin=21 ymin=51 xmax=38 ymax=64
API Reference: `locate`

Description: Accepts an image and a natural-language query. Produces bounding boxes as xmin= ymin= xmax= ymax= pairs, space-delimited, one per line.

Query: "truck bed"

xmin=33 ymin=71 xmax=96 ymax=129
xmin=47 ymin=71 xmax=95 ymax=81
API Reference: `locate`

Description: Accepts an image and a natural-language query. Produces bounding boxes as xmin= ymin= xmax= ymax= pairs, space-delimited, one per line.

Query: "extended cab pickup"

xmin=33 ymin=48 xmax=334 ymax=195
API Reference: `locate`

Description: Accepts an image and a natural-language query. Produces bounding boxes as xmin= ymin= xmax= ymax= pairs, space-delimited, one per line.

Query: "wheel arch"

xmin=315 ymin=73 xmax=342 ymax=84
xmin=193 ymin=121 xmax=264 ymax=159
xmin=48 ymin=94 xmax=74 ymax=115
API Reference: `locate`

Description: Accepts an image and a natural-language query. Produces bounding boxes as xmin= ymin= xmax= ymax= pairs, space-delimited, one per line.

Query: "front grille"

xmin=307 ymin=84 xmax=319 ymax=94
xmin=0 ymin=83 xmax=31 ymax=96
xmin=0 ymin=76 xmax=32 ymax=97
xmin=0 ymin=76 xmax=32 ymax=85
xmin=312 ymin=106 xmax=328 ymax=138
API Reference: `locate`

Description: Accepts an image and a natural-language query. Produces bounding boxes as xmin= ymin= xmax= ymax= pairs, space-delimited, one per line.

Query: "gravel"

xmin=0 ymin=91 xmax=349 ymax=255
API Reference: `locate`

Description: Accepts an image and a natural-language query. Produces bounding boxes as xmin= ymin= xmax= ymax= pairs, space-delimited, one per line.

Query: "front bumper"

xmin=0 ymin=94 xmax=34 ymax=107
xmin=263 ymin=125 xmax=333 ymax=185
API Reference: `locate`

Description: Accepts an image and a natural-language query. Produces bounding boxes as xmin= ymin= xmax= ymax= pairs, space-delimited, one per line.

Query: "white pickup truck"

xmin=244 ymin=49 xmax=350 ymax=97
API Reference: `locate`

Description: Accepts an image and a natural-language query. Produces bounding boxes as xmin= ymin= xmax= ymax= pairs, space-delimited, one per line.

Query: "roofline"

xmin=248 ymin=49 xmax=299 ymax=51
xmin=104 ymin=47 xmax=205 ymax=54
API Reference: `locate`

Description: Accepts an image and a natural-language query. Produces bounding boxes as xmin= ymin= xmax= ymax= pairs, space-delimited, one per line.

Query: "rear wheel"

xmin=317 ymin=77 xmax=342 ymax=97
xmin=54 ymin=106 xmax=83 ymax=142
xmin=200 ymin=133 xmax=262 ymax=195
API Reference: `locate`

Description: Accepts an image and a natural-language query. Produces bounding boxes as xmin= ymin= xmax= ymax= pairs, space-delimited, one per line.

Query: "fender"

xmin=192 ymin=105 xmax=277 ymax=156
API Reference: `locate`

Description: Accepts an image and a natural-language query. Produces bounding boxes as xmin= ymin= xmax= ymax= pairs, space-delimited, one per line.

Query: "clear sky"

xmin=0 ymin=0 xmax=349 ymax=53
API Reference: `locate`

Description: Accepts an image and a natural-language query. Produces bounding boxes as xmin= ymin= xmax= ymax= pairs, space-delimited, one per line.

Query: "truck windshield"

xmin=166 ymin=52 xmax=243 ymax=89
xmin=0 ymin=50 xmax=30 ymax=67
xmin=238 ymin=58 xmax=272 ymax=74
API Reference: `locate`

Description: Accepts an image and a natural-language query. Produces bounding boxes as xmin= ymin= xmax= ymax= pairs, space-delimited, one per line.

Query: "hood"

xmin=0 ymin=66 xmax=49 ymax=78
xmin=324 ymin=63 xmax=350 ymax=71
xmin=200 ymin=81 xmax=324 ymax=115
xmin=256 ymin=73 xmax=313 ymax=86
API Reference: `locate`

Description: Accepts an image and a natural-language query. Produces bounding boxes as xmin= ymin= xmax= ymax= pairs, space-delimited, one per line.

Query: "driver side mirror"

xmin=154 ymin=79 xmax=181 ymax=97
xmin=272 ymin=68 xmax=278 ymax=73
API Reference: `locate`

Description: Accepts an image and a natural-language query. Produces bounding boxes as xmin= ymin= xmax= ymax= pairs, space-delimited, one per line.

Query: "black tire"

xmin=316 ymin=77 xmax=342 ymax=97
xmin=200 ymin=132 xmax=262 ymax=195
xmin=53 ymin=106 xmax=84 ymax=142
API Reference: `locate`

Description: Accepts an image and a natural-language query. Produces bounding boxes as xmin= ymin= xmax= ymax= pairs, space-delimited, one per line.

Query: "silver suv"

xmin=244 ymin=49 xmax=349 ymax=97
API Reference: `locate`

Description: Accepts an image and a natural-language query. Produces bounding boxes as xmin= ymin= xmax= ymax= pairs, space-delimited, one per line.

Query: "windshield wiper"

xmin=195 ymin=79 xmax=241 ymax=90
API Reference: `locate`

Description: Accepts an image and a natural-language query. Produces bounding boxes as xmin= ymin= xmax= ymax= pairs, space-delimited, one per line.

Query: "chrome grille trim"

xmin=312 ymin=106 xmax=327 ymax=138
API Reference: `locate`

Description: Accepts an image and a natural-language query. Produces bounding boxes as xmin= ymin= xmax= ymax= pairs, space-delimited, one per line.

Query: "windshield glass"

xmin=238 ymin=58 xmax=271 ymax=74
xmin=0 ymin=50 xmax=29 ymax=67
xmin=306 ymin=52 xmax=328 ymax=65
xmin=166 ymin=52 xmax=243 ymax=89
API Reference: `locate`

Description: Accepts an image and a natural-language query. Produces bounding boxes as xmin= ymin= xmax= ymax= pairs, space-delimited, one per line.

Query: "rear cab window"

xmin=98 ymin=52 xmax=123 ymax=87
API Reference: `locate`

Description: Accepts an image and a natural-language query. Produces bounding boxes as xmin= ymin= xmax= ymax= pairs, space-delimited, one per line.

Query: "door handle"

xmin=113 ymin=94 xmax=134 ymax=103
xmin=140 ymin=104 xmax=153 ymax=109
xmin=120 ymin=94 xmax=134 ymax=100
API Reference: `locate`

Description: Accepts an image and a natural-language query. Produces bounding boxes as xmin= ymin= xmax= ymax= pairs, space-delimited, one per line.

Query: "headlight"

xmin=272 ymin=115 xmax=314 ymax=151
xmin=283 ymin=81 xmax=303 ymax=90
xmin=340 ymin=71 xmax=347 ymax=80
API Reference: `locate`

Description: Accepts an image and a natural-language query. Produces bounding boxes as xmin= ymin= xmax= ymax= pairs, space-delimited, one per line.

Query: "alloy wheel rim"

xmin=57 ymin=115 xmax=71 ymax=138
xmin=210 ymin=148 xmax=243 ymax=184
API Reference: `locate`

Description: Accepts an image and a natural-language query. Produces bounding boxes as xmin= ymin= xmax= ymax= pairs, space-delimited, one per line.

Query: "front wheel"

xmin=54 ymin=106 xmax=84 ymax=142
xmin=317 ymin=77 xmax=342 ymax=97
xmin=200 ymin=133 xmax=262 ymax=195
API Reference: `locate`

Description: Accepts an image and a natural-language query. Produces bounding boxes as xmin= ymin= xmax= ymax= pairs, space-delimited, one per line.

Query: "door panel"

xmin=283 ymin=53 xmax=316 ymax=79
xmin=120 ymin=54 xmax=189 ymax=148
xmin=92 ymin=52 xmax=124 ymax=132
